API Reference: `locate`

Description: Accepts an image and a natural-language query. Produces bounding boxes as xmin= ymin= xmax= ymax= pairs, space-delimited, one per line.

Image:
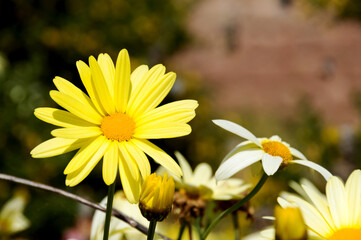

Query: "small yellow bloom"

xmin=274 ymin=206 xmax=307 ymax=240
xmin=0 ymin=190 xmax=30 ymax=236
xmin=139 ymin=173 xmax=175 ymax=221
xmin=31 ymin=49 xmax=198 ymax=203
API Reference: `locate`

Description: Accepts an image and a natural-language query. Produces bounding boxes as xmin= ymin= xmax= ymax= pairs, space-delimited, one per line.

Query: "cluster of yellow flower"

xmin=30 ymin=49 xmax=360 ymax=240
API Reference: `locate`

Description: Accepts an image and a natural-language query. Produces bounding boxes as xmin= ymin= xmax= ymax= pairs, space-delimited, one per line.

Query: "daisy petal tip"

xmin=103 ymin=177 xmax=114 ymax=186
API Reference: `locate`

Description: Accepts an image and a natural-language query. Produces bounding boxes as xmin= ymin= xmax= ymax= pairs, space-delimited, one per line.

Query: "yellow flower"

xmin=139 ymin=173 xmax=175 ymax=221
xmin=278 ymin=169 xmax=361 ymax=240
xmin=213 ymin=120 xmax=332 ymax=181
xmin=0 ymin=190 xmax=30 ymax=236
xmin=31 ymin=49 xmax=198 ymax=203
xmin=274 ymin=206 xmax=307 ymax=240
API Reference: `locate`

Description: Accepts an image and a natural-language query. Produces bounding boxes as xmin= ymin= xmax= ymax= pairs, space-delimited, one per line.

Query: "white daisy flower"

xmin=213 ymin=119 xmax=332 ymax=181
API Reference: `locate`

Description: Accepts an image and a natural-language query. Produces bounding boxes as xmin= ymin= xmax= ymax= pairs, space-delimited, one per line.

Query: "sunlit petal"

xmin=212 ymin=119 xmax=261 ymax=146
xmin=131 ymin=139 xmax=182 ymax=177
xmin=215 ymin=149 xmax=263 ymax=181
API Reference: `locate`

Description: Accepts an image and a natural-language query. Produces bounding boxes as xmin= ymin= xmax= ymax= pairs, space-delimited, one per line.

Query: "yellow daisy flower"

xmin=213 ymin=119 xmax=332 ymax=181
xmin=31 ymin=49 xmax=198 ymax=203
xmin=278 ymin=169 xmax=361 ymax=240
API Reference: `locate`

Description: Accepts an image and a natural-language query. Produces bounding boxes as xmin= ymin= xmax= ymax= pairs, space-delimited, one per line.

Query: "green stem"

xmin=103 ymin=182 xmax=116 ymax=240
xmin=195 ymin=216 xmax=202 ymax=240
xmin=201 ymin=173 xmax=268 ymax=240
xmin=232 ymin=212 xmax=240 ymax=240
xmin=147 ymin=220 xmax=157 ymax=240
xmin=177 ymin=220 xmax=187 ymax=240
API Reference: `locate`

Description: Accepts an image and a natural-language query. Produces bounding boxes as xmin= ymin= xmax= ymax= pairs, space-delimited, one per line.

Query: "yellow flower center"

xmin=100 ymin=112 xmax=135 ymax=141
xmin=328 ymin=228 xmax=361 ymax=240
xmin=261 ymin=140 xmax=292 ymax=164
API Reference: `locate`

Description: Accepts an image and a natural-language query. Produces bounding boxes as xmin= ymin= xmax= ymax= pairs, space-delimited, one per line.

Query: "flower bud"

xmin=274 ymin=206 xmax=307 ymax=240
xmin=139 ymin=173 xmax=175 ymax=222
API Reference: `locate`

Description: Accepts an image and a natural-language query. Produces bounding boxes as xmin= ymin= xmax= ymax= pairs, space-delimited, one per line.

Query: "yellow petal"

xmin=130 ymin=72 xmax=176 ymax=118
xmin=76 ymin=60 xmax=106 ymax=116
xmin=127 ymin=64 xmax=165 ymax=116
xmin=50 ymin=90 xmax=102 ymax=125
xmin=65 ymin=137 xmax=110 ymax=186
xmin=134 ymin=123 xmax=191 ymax=139
xmin=130 ymin=65 xmax=148 ymax=91
xmin=53 ymin=76 xmax=98 ymax=113
xmin=118 ymin=142 xmax=140 ymax=182
xmin=118 ymin=147 xmax=141 ymax=203
xmin=114 ymin=49 xmax=131 ymax=113
xmin=51 ymin=127 xmax=102 ymax=139
xmin=31 ymin=137 xmax=88 ymax=158
xmin=135 ymin=100 xmax=198 ymax=125
xmin=64 ymin=136 xmax=105 ymax=174
xmin=131 ymin=139 xmax=182 ymax=177
xmin=102 ymin=141 xmax=118 ymax=185
xmin=123 ymin=141 xmax=150 ymax=179
xmin=89 ymin=56 xmax=115 ymax=115
xmin=97 ymin=53 xmax=115 ymax=100
xmin=34 ymin=107 xmax=94 ymax=128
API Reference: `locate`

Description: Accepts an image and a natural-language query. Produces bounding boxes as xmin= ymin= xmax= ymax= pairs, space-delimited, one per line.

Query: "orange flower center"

xmin=329 ymin=228 xmax=361 ymax=240
xmin=261 ymin=140 xmax=292 ymax=164
xmin=100 ymin=112 xmax=135 ymax=141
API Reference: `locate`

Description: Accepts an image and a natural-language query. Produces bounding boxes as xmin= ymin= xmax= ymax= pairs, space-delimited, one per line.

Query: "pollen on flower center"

xmin=100 ymin=112 xmax=135 ymax=141
xmin=328 ymin=228 xmax=361 ymax=240
xmin=261 ymin=140 xmax=292 ymax=164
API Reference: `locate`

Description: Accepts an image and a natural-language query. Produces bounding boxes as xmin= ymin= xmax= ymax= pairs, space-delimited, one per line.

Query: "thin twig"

xmin=0 ymin=173 xmax=172 ymax=240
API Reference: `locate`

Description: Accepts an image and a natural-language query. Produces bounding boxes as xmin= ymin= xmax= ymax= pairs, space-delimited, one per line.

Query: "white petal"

xmin=290 ymin=147 xmax=307 ymax=160
xmin=174 ymin=151 xmax=192 ymax=182
xmin=345 ymin=169 xmax=361 ymax=226
xmin=302 ymin=184 xmax=336 ymax=230
xmin=291 ymin=160 xmax=333 ymax=181
xmin=261 ymin=153 xmax=282 ymax=176
xmin=220 ymin=141 xmax=259 ymax=164
xmin=269 ymin=135 xmax=282 ymax=141
xmin=212 ymin=119 xmax=261 ymax=146
xmin=215 ymin=149 xmax=263 ymax=181
xmin=327 ymin=176 xmax=349 ymax=228
xmin=277 ymin=196 xmax=296 ymax=208
xmin=193 ymin=163 xmax=213 ymax=185
xmin=280 ymin=193 xmax=331 ymax=237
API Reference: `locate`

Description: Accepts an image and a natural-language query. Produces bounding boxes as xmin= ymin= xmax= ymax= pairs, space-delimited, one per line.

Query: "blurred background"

xmin=0 ymin=0 xmax=361 ymax=239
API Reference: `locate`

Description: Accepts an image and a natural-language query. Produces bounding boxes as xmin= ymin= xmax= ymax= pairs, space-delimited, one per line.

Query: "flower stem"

xmin=201 ymin=173 xmax=268 ymax=240
xmin=195 ymin=216 xmax=202 ymax=240
xmin=232 ymin=212 xmax=240 ymax=240
xmin=103 ymin=182 xmax=116 ymax=240
xmin=147 ymin=220 xmax=157 ymax=240
xmin=177 ymin=220 xmax=187 ymax=240
xmin=0 ymin=173 xmax=172 ymax=239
